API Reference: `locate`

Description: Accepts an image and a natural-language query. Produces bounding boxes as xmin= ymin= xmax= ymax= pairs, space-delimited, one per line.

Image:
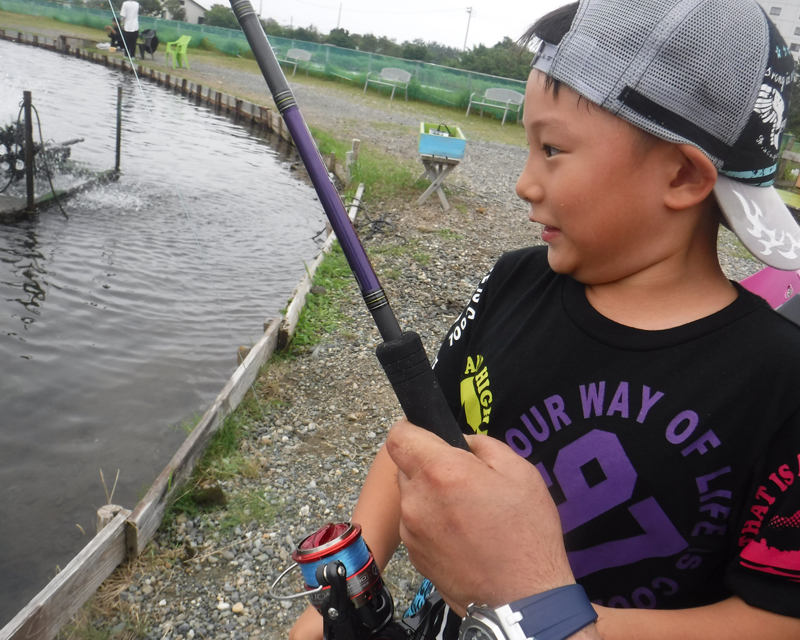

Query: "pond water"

xmin=0 ymin=40 xmax=325 ymax=624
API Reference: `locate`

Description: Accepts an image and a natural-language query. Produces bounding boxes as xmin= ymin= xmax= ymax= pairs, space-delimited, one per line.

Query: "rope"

xmin=344 ymin=196 xmax=406 ymax=244
xmin=31 ymin=103 xmax=69 ymax=219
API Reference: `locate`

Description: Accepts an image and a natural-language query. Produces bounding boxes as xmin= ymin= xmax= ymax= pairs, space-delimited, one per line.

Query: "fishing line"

xmin=105 ymin=3 xmax=274 ymax=422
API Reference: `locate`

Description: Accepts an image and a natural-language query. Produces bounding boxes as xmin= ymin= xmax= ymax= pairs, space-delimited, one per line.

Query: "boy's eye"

xmin=542 ymin=144 xmax=561 ymax=158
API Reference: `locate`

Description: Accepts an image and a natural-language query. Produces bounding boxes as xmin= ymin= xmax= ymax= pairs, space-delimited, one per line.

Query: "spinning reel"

xmin=269 ymin=522 xmax=442 ymax=640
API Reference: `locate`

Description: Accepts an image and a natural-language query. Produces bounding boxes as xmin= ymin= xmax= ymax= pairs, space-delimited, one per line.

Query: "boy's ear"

xmin=663 ymin=144 xmax=718 ymax=211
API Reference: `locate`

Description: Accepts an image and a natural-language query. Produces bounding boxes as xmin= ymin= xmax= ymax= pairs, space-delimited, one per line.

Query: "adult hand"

xmin=288 ymin=604 xmax=323 ymax=640
xmin=386 ymin=419 xmax=575 ymax=616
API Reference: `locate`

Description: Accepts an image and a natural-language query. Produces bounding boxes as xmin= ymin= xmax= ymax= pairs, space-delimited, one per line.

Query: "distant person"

xmin=119 ymin=0 xmax=140 ymax=59
xmin=104 ymin=24 xmax=123 ymax=49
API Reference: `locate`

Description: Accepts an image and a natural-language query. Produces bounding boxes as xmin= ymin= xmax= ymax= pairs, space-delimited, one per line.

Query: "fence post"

xmin=23 ymin=91 xmax=35 ymax=214
xmin=115 ymin=86 xmax=123 ymax=173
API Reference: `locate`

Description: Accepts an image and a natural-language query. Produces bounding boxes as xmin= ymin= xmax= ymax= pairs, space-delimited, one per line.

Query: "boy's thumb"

xmin=466 ymin=433 xmax=529 ymax=472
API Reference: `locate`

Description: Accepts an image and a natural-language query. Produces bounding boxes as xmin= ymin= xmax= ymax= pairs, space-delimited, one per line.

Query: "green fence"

xmin=0 ymin=0 xmax=526 ymax=115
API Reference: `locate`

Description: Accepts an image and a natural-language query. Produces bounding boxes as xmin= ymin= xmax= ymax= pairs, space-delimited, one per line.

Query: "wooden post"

xmin=96 ymin=504 xmax=127 ymax=533
xmin=115 ymin=86 xmax=122 ymax=173
xmin=23 ymin=91 xmax=35 ymax=214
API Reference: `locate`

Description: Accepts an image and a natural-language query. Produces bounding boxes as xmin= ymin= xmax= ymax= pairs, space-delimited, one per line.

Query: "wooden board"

xmin=0 ymin=512 xmax=129 ymax=640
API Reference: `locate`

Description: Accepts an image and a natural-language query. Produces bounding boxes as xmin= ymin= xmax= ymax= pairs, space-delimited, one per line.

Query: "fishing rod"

xmin=227 ymin=0 xmax=467 ymax=452
xmin=228 ymin=1 xmax=466 ymax=637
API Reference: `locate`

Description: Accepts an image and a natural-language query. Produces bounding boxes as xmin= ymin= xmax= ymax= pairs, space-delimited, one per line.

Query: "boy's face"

xmin=517 ymin=71 xmax=679 ymax=285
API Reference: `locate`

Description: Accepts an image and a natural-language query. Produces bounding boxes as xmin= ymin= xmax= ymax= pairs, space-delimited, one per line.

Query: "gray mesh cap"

xmin=531 ymin=0 xmax=800 ymax=271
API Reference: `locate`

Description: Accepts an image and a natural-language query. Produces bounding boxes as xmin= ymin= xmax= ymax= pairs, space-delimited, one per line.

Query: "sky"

xmin=250 ymin=0 xmax=567 ymax=50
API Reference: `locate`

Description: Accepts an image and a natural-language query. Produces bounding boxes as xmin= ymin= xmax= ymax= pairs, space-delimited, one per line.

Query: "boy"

xmin=292 ymin=0 xmax=800 ymax=638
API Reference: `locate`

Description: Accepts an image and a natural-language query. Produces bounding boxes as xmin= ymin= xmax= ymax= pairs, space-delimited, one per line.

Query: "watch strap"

xmin=509 ymin=584 xmax=597 ymax=640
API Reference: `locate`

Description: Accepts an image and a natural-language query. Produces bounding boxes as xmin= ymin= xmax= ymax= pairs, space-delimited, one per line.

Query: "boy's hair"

xmin=523 ymin=0 xmax=800 ymax=271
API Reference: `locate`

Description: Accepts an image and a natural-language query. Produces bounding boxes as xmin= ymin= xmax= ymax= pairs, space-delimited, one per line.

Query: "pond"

xmin=0 ymin=39 xmax=325 ymax=624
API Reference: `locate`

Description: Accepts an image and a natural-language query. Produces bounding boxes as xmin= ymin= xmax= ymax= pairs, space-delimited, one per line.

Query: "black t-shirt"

xmin=432 ymin=246 xmax=800 ymax=617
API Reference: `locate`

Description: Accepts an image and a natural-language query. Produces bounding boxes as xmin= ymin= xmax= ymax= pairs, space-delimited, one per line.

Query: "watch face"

xmin=459 ymin=617 xmax=503 ymax=640
xmin=460 ymin=624 xmax=497 ymax=640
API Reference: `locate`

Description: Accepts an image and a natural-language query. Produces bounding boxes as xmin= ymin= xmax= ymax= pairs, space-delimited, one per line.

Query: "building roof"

xmin=189 ymin=0 xmax=214 ymax=11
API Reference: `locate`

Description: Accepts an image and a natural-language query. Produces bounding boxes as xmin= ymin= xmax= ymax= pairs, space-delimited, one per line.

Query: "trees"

xmin=138 ymin=0 xmax=162 ymax=17
xmin=457 ymin=37 xmax=533 ymax=81
xmin=204 ymin=4 xmax=242 ymax=30
xmin=401 ymin=38 xmax=432 ymax=62
xmin=325 ymin=28 xmax=356 ymax=49
xmin=163 ymin=0 xmax=185 ymax=21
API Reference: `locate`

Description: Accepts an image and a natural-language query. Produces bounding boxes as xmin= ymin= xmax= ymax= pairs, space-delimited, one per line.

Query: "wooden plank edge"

xmin=219 ymin=316 xmax=281 ymax=413
xmin=0 ymin=512 xmax=129 ymax=640
xmin=278 ymin=183 xmax=364 ymax=348
xmin=278 ymin=253 xmax=326 ymax=350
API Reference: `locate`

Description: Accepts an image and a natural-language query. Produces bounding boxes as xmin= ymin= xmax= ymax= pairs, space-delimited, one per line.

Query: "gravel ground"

xmin=48 ymin=43 xmax=764 ymax=640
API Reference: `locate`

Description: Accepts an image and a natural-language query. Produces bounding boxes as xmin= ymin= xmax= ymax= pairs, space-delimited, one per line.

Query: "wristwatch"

xmin=459 ymin=584 xmax=597 ymax=640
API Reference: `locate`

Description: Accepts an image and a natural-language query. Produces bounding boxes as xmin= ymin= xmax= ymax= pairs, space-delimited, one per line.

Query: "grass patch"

xmin=309 ymin=126 xmax=351 ymax=159
xmin=0 ymin=10 xmax=107 ymax=41
xmin=369 ymin=237 xmax=417 ymax=257
xmin=414 ymin=252 xmax=431 ymax=266
xmin=219 ymin=489 xmax=276 ymax=533
xmin=290 ymin=243 xmax=354 ymax=350
xmin=437 ymin=228 xmax=463 ymax=240
xmin=352 ymin=148 xmax=418 ymax=201
xmin=167 ymin=391 xmax=263 ymax=519
xmin=309 ymin=125 xmax=419 ymax=201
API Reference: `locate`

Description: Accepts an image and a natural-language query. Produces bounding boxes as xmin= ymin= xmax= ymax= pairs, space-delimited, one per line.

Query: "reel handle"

xmin=376 ymin=331 xmax=469 ymax=451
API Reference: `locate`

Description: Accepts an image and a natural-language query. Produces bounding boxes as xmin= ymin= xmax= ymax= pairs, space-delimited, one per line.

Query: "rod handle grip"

xmin=376 ymin=332 xmax=469 ymax=451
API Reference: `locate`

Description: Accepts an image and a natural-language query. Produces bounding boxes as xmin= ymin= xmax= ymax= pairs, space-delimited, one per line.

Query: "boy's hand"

xmin=386 ymin=419 xmax=575 ymax=616
xmin=288 ymin=604 xmax=323 ymax=640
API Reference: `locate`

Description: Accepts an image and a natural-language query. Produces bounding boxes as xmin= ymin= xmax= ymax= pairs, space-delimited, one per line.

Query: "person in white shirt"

xmin=119 ymin=0 xmax=139 ymax=59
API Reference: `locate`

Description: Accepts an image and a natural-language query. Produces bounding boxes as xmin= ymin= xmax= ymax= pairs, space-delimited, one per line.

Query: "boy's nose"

xmin=515 ymin=166 xmax=544 ymax=204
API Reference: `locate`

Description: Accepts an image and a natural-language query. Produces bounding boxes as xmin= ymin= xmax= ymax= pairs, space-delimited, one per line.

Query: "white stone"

xmin=217 ymin=602 xmax=231 ymax=611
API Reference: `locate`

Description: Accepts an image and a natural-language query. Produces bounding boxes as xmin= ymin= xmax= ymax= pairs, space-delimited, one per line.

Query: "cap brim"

xmin=714 ymin=175 xmax=800 ymax=271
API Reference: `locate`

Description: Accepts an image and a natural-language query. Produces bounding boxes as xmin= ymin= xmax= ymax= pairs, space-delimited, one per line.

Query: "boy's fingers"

xmin=465 ymin=433 xmax=532 ymax=474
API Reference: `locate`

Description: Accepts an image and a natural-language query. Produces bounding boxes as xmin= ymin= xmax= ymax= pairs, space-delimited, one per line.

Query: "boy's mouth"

xmin=541 ymin=225 xmax=562 ymax=243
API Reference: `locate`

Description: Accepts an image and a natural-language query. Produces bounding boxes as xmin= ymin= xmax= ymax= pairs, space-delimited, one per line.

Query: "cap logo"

xmin=754 ymin=83 xmax=786 ymax=151
xmin=733 ymin=189 xmax=800 ymax=259
xmin=531 ymin=37 xmax=558 ymax=74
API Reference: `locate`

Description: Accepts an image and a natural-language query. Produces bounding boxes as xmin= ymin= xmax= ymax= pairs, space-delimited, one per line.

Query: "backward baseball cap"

xmin=531 ymin=0 xmax=800 ymax=271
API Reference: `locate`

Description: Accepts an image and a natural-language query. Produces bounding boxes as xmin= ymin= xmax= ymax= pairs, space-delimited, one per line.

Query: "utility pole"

xmin=337 ymin=3 xmax=342 ymax=29
xmin=463 ymin=6 xmax=473 ymax=50
xmin=258 ymin=0 xmax=262 ymax=17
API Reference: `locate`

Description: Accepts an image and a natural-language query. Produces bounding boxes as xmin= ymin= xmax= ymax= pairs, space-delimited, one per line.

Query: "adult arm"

xmin=387 ymin=419 xmax=600 ymax=640
xmin=289 ymin=443 xmax=402 ymax=640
